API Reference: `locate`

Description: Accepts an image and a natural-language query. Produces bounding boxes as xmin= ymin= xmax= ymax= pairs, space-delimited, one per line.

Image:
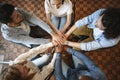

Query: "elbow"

xmin=2 ymin=34 xmax=12 ymax=41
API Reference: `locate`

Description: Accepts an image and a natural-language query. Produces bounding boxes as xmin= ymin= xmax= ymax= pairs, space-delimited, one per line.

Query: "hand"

xmin=63 ymin=46 xmax=68 ymax=52
xmin=44 ymin=47 xmax=55 ymax=54
xmin=55 ymin=46 xmax=63 ymax=53
xmin=57 ymin=31 xmax=66 ymax=39
xmin=52 ymin=40 xmax=58 ymax=46
xmin=61 ymin=29 xmax=66 ymax=33
xmin=52 ymin=32 xmax=64 ymax=45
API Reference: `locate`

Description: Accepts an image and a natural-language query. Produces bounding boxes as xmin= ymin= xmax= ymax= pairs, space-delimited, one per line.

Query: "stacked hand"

xmin=52 ymin=31 xmax=66 ymax=46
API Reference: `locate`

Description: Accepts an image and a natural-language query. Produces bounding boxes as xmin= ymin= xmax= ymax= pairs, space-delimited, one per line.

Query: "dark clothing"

xmin=55 ymin=48 xmax=107 ymax=80
xmin=30 ymin=26 xmax=50 ymax=38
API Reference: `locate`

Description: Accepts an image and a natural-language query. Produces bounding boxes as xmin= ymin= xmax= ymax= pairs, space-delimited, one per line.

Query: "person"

xmin=0 ymin=3 xmax=62 ymax=48
xmin=64 ymin=8 xmax=120 ymax=51
xmin=1 ymin=42 xmax=57 ymax=80
xmin=54 ymin=46 xmax=107 ymax=80
xmin=44 ymin=0 xmax=72 ymax=39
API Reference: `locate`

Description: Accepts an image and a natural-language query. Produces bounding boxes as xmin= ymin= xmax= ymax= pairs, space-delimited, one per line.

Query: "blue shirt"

xmin=55 ymin=48 xmax=107 ymax=80
xmin=75 ymin=9 xmax=120 ymax=51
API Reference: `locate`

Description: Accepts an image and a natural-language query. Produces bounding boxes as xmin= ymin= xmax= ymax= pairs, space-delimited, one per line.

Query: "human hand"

xmin=55 ymin=46 xmax=63 ymax=53
xmin=52 ymin=33 xmax=65 ymax=46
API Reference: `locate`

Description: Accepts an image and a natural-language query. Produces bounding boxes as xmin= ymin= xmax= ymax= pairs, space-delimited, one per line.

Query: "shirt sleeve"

xmin=66 ymin=48 xmax=107 ymax=80
xmin=80 ymin=37 xmax=120 ymax=51
xmin=67 ymin=1 xmax=73 ymax=15
xmin=14 ymin=43 xmax=53 ymax=64
xmin=2 ymin=30 xmax=50 ymax=47
xmin=44 ymin=0 xmax=50 ymax=14
xmin=75 ymin=9 xmax=105 ymax=28
xmin=18 ymin=8 xmax=53 ymax=34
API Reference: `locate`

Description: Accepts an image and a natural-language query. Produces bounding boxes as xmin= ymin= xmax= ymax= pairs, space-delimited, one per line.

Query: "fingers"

xmin=52 ymin=31 xmax=67 ymax=46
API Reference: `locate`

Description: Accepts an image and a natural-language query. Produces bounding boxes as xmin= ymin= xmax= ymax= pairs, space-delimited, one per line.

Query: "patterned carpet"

xmin=0 ymin=0 xmax=120 ymax=80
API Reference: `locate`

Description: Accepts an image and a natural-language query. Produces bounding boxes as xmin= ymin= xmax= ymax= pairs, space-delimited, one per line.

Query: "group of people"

xmin=0 ymin=0 xmax=120 ymax=80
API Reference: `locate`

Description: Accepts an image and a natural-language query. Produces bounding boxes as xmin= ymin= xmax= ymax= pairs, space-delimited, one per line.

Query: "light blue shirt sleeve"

xmin=75 ymin=9 xmax=105 ymax=28
xmin=74 ymin=8 xmax=120 ymax=51
xmin=80 ymin=36 xmax=120 ymax=51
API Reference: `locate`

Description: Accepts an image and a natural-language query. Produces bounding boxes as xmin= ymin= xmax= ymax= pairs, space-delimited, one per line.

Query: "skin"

xmin=7 ymin=9 xmax=24 ymax=27
xmin=49 ymin=0 xmax=71 ymax=33
xmin=6 ymin=8 xmax=63 ymax=45
xmin=50 ymin=0 xmax=62 ymax=9
xmin=95 ymin=15 xmax=106 ymax=30
xmin=64 ymin=15 xmax=106 ymax=50
xmin=46 ymin=0 xmax=71 ymax=45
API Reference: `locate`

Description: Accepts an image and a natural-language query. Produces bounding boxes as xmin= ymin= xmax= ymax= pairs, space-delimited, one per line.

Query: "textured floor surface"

xmin=0 ymin=0 xmax=120 ymax=80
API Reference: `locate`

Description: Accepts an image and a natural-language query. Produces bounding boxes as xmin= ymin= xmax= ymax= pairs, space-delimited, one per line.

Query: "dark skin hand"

xmin=55 ymin=46 xmax=63 ymax=53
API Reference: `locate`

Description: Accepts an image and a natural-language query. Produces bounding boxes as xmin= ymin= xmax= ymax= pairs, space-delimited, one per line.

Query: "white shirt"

xmin=45 ymin=0 xmax=72 ymax=17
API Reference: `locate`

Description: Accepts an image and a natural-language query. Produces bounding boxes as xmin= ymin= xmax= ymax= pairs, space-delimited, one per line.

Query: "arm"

xmin=64 ymin=41 xmax=81 ymax=50
xmin=62 ymin=0 xmax=72 ymax=33
xmin=40 ymin=53 xmax=57 ymax=80
xmin=46 ymin=14 xmax=65 ymax=45
xmin=65 ymin=34 xmax=119 ymax=51
xmin=14 ymin=43 xmax=53 ymax=64
xmin=66 ymin=48 xmax=106 ymax=80
xmin=79 ymin=37 xmax=120 ymax=51
xmin=46 ymin=13 xmax=61 ymax=34
xmin=65 ymin=9 xmax=105 ymax=38
xmin=61 ymin=14 xmax=72 ymax=33
xmin=66 ymin=47 xmax=97 ymax=69
xmin=3 ymin=33 xmax=50 ymax=48
xmin=18 ymin=8 xmax=53 ymax=34
xmin=65 ymin=24 xmax=78 ymax=38
xmin=54 ymin=53 xmax=67 ymax=80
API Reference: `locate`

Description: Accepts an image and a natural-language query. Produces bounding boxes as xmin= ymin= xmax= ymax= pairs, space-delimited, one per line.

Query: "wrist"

xmin=65 ymin=33 xmax=69 ymax=38
xmin=64 ymin=41 xmax=69 ymax=45
xmin=50 ymin=31 xmax=56 ymax=38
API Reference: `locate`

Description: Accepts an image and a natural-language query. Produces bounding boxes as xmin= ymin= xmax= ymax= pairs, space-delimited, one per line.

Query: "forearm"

xmin=30 ymin=16 xmax=53 ymax=34
xmin=64 ymin=41 xmax=81 ymax=50
xmin=61 ymin=14 xmax=71 ymax=33
xmin=40 ymin=53 xmax=57 ymax=79
xmin=14 ymin=43 xmax=53 ymax=64
xmin=20 ymin=8 xmax=53 ymax=34
xmin=61 ymin=23 xmax=70 ymax=33
xmin=47 ymin=13 xmax=59 ymax=34
xmin=65 ymin=25 xmax=77 ymax=38
xmin=8 ymin=35 xmax=50 ymax=47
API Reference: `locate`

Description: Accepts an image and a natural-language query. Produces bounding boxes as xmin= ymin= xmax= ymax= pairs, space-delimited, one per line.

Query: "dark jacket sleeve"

xmin=66 ymin=48 xmax=107 ymax=80
xmin=54 ymin=53 xmax=67 ymax=80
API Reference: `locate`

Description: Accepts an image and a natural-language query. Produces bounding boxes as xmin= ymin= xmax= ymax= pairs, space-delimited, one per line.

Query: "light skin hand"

xmin=51 ymin=31 xmax=64 ymax=45
xmin=65 ymin=24 xmax=77 ymax=39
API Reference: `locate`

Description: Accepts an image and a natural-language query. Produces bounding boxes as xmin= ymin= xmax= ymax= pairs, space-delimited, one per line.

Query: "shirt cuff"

xmin=80 ymin=43 xmax=87 ymax=51
xmin=47 ymin=42 xmax=53 ymax=47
